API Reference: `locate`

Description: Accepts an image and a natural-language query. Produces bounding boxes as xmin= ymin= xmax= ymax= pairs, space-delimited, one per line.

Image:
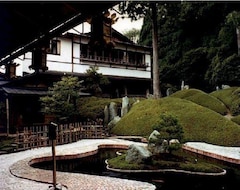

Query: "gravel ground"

xmin=0 ymin=139 xmax=156 ymax=190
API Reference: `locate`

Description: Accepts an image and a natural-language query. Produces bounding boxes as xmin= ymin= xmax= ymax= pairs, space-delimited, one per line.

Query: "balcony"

xmin=80 ymin=54 xmax=148 ymax=70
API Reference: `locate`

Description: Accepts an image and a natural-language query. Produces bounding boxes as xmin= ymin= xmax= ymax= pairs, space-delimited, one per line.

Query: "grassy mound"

xmin=111 ymin=97 xmax=240 ymax=146
xmin=210 ymin=87 xmax=239 ymax=108
xmin=210 ymin=87 xmax=240 ymax=116
xmin=170 ymin=89 xmax=228 ymax=115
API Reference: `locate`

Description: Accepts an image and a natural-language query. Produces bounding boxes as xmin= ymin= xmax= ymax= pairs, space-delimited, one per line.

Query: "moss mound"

xmin=210 ymin=87 xmax=240 ymax=116
xmin=210 ymin=87 xmax=239 ymax=108
xmin=170 ymin=89 xmax=228 ymax=115
xmin=111 ymin=97 xmax=240 ymax=146
xmin=108 ymin=150 xmax=224 ymax=173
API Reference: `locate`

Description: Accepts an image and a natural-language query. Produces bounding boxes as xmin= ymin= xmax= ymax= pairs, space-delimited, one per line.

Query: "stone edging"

xmin=105 ymin=160 xmax=226 ymax=176
xmin=9 ymin=142 xmax=155 ymax=190
xmin=182 ymin=144 xmax=240 ymax=165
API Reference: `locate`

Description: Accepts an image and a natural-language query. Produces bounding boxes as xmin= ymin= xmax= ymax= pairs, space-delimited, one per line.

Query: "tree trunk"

xmin=151 ymin=3 xmax=161 ymax=98
xmin=237 ymin=27 xmax=240 ymax=56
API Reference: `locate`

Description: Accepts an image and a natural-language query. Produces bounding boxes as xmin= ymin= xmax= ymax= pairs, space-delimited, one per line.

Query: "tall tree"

xmin=119 ymin=1 xmax=161 ymax=98
xmin=84 ymin=66 xmax=110 ymax=97
xmin=40 ymin=75 xmax=82 ymax=122
xmin=123 ymin=28 xmax=140 ymax=43
xmin=226 ymin=11 xmax=240 ymax=55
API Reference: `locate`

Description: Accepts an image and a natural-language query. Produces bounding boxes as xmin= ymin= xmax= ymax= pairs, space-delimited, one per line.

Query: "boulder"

xmin=121 ymin=96 xmax=129 ymax=117
xmin=148 ymin=130 xmax=160 ymax=143
xmin=109 ymin=102 xmax=118 ymax=121
xmin=169 ymin=139 xmax=180 ymax=145
xmin=107 ymin=116 xmax=121 ymax=130
xmin=125 ymin=144 xmax=152 ymax=164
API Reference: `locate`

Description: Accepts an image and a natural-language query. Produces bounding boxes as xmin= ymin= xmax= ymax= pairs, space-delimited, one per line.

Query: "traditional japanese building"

xmin=0 ymin=12 xmax=152 ymax=133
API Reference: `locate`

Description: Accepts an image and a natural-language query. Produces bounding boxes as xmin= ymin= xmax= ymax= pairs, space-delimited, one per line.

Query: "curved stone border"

xmin=9 ymin=139 xmax=156 ymax=190
xmin=105 ymin=160 xmax=226 ymax=176
xmin=183 ymin=142 xmax=240 ymax=165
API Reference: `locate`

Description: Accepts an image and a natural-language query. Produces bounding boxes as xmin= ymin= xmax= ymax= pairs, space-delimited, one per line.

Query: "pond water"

xmin=30 ymin=148 xmax=240 ymax=190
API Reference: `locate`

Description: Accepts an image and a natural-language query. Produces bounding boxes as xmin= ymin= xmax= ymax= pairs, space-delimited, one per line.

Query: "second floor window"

xmin=49 ymin=39 xmax=60 ymax=55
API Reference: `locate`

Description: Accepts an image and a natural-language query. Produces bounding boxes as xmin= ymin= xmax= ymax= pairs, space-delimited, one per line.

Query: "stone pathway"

xmin=184 ymin=142 xmax=240 ymax=164
xmin=0 ymin=138 xmax=156 ymax=190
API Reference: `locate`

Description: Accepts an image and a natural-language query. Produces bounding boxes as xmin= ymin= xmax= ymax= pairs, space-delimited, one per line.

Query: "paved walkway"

xmin=184 ymin=142 xmax=240 ymax=164
xmin=0 ymin=139 xmax=156 ymax=190
xmin=2 ymin=140 xmax=240 ymax=190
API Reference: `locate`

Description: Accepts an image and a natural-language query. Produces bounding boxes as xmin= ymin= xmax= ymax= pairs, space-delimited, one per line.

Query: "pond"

xmin=30 ymin=148 xmax=240 ymax=190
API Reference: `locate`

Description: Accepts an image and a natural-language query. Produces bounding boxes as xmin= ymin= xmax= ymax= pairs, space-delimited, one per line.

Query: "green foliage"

xmin=123 ymin=28 xmax=140 ymax=43
xmin=152 ymin=114 xmax=183 ymax=142
xmin=140 ymin=2 xmax=240 ymax=91
xmin=77 ymin=97 xmax=122 ymax=121
xmin=76 ymin=96 xmax=143 ymax=121
xmin=226 ymin=11 xmax=240 ymax=27
xmin=175 ymin=47 xmax=210 ymax=89
xmin=151 ymin=113 xmax=183 ymax=153
xmin=208 ymin=54 xmax=240 ymax=86
xmin=84 ymin=66 xmax=110 ymax=96
xmin=107 ymin=150 xmax=223 ymax=173
xmin=40 ymin=75 xmax=81 ymax=121
xmin=118 ymin=1 xmax=150 ymax=21
xmin=0 ymin=136 xmax=16 ymax=153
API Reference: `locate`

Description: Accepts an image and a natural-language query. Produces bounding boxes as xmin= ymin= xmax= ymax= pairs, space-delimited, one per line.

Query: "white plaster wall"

xmin=15 ymin=36 xmax=152 ymax=80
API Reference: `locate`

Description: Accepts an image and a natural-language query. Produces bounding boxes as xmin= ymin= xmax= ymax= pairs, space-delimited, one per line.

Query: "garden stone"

xmin=125 ymin=144 xmax=152 ymax=164
xmin=169 ymin=139 xmax=180 ymax=145
xmin=104 ymin=105 xmax=109 ymax=126
xmin=107 ymin=116 xmax=121 ymax=130
xmin=121 ymin=96 xmax=129 ymax=117
xmin=222 ymin=84 xmax=230 ymax=89
xmin=166 ymin=88 xmax=173 ymax=96
xmin=109 ymin=102 xmax=118 ymax=121
xmin=148 ymin=130 xmax=160 ymax=143
xmin=149 ymin=139 xmax=169 ymax=154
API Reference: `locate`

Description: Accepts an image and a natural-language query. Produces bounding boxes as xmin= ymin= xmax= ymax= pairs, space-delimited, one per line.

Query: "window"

xmin=49 ymin=39 xmax=60 ymax=55
xmin=80 ymin=44 xmax=88 ymax=58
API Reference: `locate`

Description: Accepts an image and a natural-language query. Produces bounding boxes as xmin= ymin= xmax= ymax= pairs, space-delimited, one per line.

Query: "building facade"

xmin=0 ymin=20 xmax=152 ymax=133
xmin=15 ymin=26 xmax=152 ymax=97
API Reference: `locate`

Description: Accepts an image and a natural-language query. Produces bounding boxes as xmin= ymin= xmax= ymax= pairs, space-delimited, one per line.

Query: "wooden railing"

xmin=15 ymin=121 xmax=106 ymax=151
xmin=80 ymin=55 xmax=147 ymax=68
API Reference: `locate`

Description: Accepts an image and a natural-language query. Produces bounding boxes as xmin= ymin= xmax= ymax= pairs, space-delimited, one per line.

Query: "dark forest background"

xmin=138 ymin=2 xmax=240 ymax=94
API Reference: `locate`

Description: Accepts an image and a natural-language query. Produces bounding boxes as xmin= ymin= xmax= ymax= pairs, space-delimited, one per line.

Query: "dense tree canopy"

xmin=139 ymin=2 xmax=240 ymax=93
xmin=40 ymin=75 xmax=82 ymax=122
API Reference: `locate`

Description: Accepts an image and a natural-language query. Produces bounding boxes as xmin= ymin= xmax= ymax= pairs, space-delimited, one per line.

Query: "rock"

xmin=109 ymin=102 xmax=118 ymax=121
xmin=149 ymin=139 xmax=169 ymax=154
xmin=148 ymin=130 xmax=160 ymax=143
xmin=121 ymin=96 xmax=129 ymax=117
xmin=107 ymin=116 xmax=121 ymax=130
xmin=125 ymin=144 xmax=152 ymax=164
xmin=104 ymin=105 xmax=109 ymax=126
xmin=169 ymin=139 xmax=180 ymax=145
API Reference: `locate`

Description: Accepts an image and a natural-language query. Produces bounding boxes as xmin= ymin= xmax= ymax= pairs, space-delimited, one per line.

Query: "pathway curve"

xmin=0 ymin=139 xmax=156 ymax=190
xmin=183 ymin=142 xmax=240 ymax=164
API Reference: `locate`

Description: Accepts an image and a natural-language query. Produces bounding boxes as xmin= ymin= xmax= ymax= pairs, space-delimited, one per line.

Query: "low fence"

xmin=15 ymin=121 xmax=106 ymax=151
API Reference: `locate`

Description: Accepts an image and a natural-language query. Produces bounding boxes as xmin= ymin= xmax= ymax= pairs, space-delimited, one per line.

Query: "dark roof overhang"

xmin=0 ymin=1 xmax=119 ymax=66
xmin=2 ymin=87 xmax=48 ymax=95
